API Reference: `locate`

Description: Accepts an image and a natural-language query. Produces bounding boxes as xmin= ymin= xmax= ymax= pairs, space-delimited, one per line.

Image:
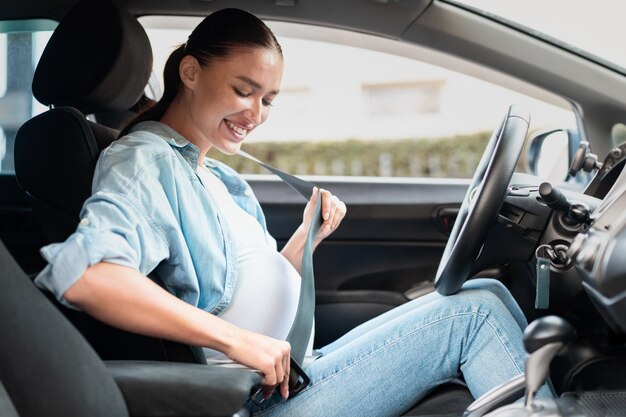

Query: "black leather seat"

xmin=13 ymin=0 xmax=204 ymax=364
xmin=0 ymin=237 xmax=260 ymax=417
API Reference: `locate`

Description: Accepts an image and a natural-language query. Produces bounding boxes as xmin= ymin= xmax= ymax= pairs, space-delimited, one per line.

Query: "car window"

xmin=0 ymin=19 xmax=56 ymax=174
xmin=448 ymin=0 xmax=626 ymax=74
xmin=142 ymin=19 xmax=576 ymax=179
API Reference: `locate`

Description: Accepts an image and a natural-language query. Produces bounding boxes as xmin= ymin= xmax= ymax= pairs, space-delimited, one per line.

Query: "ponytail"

xmin=118 ymin=45 xmax=185 ymax=137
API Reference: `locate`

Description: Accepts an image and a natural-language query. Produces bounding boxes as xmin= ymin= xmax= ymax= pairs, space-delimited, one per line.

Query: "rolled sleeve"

xmin=34 ymin=191 xmax=169 ymax=310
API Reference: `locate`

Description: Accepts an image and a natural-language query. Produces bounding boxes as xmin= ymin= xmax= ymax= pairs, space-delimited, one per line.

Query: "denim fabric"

xmin=248 ymin=279 xmax=553 ymax=417
xmin=34 ymin=121 xmax=275 ymax=313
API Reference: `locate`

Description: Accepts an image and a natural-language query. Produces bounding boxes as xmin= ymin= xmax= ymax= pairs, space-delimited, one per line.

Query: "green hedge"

xmin=209 ymin=131 xmax=496 ymax=178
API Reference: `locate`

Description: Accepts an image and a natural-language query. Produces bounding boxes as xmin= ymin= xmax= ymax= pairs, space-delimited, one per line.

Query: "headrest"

xmin=32 ymin=0 xmax=153 ymax=114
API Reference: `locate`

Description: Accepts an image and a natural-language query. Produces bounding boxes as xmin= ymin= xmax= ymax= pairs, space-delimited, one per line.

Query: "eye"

xmin=233 ymin=88 xmax=251 ymax=98
xmin=262 ymin=98 xmax=274 ymax=107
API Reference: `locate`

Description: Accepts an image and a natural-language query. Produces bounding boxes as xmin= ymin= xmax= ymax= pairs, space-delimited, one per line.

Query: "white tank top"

xmin=197 ymin=165 xmax=314 ymax=364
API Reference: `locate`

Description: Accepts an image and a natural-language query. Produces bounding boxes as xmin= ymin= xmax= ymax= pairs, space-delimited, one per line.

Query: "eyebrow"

xmin=235 ymin=75 xmax=280 ymax=95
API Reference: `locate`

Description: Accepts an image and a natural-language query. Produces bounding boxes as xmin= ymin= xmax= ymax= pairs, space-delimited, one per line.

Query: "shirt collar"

xmin=131 ymin=121 xmax=203 ymax=168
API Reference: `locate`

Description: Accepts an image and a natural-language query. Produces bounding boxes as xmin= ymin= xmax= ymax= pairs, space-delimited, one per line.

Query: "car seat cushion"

xmin=0 ymin=240 xmax=129 ymax=417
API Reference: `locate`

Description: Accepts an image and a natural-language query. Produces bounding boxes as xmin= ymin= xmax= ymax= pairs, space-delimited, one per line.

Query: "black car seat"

xmin=13 ymin=0 xmax=204 ymax=364
xmin=0 ymin=237 xmax=260 ymax=417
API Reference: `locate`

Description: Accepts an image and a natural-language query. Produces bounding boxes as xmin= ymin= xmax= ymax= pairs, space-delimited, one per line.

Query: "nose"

xmin=244 ymin=98 xmax=263 ymax=125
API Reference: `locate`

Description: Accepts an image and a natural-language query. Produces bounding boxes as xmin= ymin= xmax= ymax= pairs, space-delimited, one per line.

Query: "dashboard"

xmin=569 ymin=157 xmax=626 ymax=333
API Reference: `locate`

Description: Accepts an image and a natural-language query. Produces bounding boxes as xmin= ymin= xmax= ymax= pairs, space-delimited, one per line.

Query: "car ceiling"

xmin=1 ymin=0 xmax=432 ymax=39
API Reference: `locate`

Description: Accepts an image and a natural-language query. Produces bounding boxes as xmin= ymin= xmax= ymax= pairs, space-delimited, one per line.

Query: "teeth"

xmin=226 ymin=120 xmax=247 ymax=136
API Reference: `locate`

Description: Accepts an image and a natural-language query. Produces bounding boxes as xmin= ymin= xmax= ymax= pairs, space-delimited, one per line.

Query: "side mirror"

xmin=527 ymin=128 xmax=580 ymax=183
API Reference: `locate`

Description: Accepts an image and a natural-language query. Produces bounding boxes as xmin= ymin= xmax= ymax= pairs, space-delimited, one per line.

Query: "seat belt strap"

xmin=0 ymin=380 xmax=19 ymax=417
xmin=237 ymin=150 xmax=322 ymax=397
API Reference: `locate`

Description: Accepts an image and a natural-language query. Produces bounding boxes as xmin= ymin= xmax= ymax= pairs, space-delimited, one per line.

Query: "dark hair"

xmin=119 ymin=8 xmax=282 ymax=137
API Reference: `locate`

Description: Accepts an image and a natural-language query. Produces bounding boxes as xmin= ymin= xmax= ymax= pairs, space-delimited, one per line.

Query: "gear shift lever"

xmin=523 ymin=315 xmax=575 ymax=408
xmin=463 ymin=316 xmax=575 ymax=417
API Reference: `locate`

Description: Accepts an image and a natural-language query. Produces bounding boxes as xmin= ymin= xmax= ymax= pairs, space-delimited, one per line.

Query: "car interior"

xmin=2 ymin=0 xmax=626 ymax=416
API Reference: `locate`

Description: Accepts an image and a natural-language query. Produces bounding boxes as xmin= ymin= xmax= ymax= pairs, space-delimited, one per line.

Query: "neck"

xmin=160 ymin=97 xmax=212 ymax=166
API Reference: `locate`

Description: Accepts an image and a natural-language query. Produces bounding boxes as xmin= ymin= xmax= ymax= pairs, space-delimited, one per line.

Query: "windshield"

xmin=446 ymin=0 xmax=626 ymax=73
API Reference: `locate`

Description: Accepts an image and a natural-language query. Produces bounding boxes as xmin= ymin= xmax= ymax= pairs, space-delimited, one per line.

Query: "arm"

xmin=64 ymin=262 xmax=292 ymax=399
xmin=280 ymin=187 xmax=347 ymax=273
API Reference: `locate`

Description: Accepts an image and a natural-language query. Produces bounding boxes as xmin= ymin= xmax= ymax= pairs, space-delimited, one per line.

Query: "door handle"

xmin=435 ymin=207 xmax=459 ymax=235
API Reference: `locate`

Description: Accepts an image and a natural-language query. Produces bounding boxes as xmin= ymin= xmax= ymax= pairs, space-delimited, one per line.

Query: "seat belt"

xmin=238 ymin=150 xmax=322 ymax=398
xmin=0 ymin=380 xmax=19 ymax=417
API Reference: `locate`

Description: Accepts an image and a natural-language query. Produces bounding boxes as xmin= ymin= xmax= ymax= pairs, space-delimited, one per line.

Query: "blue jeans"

xmin=247 ymin=278 xmax=552 ymax=416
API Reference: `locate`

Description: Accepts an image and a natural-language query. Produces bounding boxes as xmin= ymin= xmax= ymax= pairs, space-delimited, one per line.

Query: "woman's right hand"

xmin=225 ymin=328 xmax=292 ymax=399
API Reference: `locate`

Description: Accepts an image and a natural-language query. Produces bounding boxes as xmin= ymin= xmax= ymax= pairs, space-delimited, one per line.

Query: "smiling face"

xmin=171 ymin=47 xmax=283 ymax=157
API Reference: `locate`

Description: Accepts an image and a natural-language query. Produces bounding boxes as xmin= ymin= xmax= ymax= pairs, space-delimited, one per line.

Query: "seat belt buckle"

xmin=249 ymin=357 xmax=310 ymax=406
xmin=288 ymin=356 xmax=310 ymax=397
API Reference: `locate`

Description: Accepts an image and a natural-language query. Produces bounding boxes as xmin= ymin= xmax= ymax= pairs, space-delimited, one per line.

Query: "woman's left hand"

xmin=302 ymin=187 xmax=347 ymax=245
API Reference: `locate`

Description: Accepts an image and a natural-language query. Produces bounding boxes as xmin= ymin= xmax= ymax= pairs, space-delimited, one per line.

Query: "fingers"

xmin=331 ymin=196 xmax=347 ymax=230
xmin=310 ymin=186 xmax=319 ymax=205
xmin=226 ymin=329 xmax=293 ymax=401
xmin=283 ymin=354 xmax=290 ymax=386
xmin=304 ymin=187 xmax=346 ymax=242
xmin=303 ymin=187 xmax=319 ymax=221
xmin=321 ymin=188 xmax=332 ymax=223
xmin=270 ymin=356 xmax=285 ymax=398
xmin=318 ymin=188 xmax=346 ymax=236
xmin=322 ymin=190 xmax=336 ymax=235
xmin=280 ymin=362 xmax=290 ymax=399
xmin=281 ymin=345 xmax=291 ymax=399
xmin=259 ymin=341 xmax=291 ymax=400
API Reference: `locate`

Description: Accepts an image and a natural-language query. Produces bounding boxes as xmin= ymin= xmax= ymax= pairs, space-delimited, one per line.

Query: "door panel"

xmin=249 ymin=176 xmax=468 ymax=294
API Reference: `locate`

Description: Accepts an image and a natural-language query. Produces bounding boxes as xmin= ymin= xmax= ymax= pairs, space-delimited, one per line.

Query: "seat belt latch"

xmin=288 ymin=356 xmax=310 ymax=397
xmin=249 ymin=357 xmax=311 ymax=406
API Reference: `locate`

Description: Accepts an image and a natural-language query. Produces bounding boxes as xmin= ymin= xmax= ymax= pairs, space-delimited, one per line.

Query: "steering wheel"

xmin=435 ymin=105 xmax=530 ymax=295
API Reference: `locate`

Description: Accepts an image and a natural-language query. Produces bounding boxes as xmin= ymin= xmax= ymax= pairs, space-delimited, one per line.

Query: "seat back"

xmin=14 ymin=0 xmax=150 ymax=244
xmin=0 ymin=238 xmax=129 ymax=417
xmin=13 ymin=0 xmax=205 ymax=364
xmin=16 ymin=107 xmax=118 ymax=242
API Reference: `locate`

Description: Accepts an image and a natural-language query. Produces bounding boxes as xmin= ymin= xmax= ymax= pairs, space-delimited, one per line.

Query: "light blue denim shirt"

xmin=34 ymin=120 xmax=276 ymax=314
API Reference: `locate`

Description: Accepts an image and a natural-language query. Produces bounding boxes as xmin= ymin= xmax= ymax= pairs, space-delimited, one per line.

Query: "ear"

xmin=179 ymin=55 xmax=200 ymax=91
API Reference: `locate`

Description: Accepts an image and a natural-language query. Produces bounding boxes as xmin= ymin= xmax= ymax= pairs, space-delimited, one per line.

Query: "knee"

xmin=463 ymin=278 xmax=511 ymax=300
xmin=453 ymin=285 xmax=510 ymax=315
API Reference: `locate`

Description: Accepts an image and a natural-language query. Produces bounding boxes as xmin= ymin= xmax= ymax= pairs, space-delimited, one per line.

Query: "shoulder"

xmin=101 ymin=127 xmax=174 ymax=167
xmin=98 ymin=120 xmax=188 ymax=171
xmin=94 ymin=125 xmax=181 ymax=194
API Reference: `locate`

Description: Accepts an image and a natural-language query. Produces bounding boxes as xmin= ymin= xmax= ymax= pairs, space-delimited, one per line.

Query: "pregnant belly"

xmin=219 ymin=247 xmax=302 ymax=341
